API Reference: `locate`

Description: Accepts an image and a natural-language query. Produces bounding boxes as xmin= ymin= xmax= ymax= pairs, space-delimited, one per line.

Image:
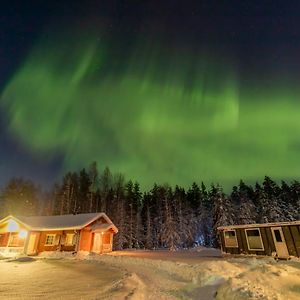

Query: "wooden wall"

xmin=219 ymin=224 xmax=300 ymax=258
xmin=37 ymin=230 xmax=77 ymax=253
xmin=289 ymin=225 xmax=300 ymax=257
xmin=0 ymin=233 xmax=10 ymax=247
xmin=79 ymin=228 xmax=93 ymax=251
xmin=283 ymin=225 xmax=300 ymax=257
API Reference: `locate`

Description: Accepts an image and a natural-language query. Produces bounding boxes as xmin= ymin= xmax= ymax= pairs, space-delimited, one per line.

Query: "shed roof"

xmin=218 ymin=220 xmax=300 ymax=230
xmin=0 ymin=213 xmax=118 ymax=232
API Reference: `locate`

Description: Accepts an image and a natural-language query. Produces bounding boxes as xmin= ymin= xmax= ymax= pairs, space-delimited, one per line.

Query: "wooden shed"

xmin=0 ymin=212 xmax=118 ymax=256
xmin=218 ymin=221 xmax=300 ymax=259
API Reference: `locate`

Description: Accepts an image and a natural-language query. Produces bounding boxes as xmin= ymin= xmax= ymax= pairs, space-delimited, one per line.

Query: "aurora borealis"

xmin=1 ymin=2 xmax=300 ymax=189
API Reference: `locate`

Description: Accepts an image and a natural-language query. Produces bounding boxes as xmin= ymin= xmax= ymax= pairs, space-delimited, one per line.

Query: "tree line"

xmin=0 ymin=162 xmax=299 ymax=250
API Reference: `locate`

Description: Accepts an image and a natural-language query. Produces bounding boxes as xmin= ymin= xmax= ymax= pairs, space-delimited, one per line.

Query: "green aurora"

xmin=1 ymin=32 xmax=300 ymax=189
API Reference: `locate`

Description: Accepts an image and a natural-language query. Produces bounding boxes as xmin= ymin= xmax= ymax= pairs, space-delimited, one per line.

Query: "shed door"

xmin=271 ymin=227 xmax=289 ymax=258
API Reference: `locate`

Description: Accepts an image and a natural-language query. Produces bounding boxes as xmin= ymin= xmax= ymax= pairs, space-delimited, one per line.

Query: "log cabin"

xmin=218 ymin=221 xmax=300 ymax=259
xmin=0 ymin=213 xmax=118 ymax=256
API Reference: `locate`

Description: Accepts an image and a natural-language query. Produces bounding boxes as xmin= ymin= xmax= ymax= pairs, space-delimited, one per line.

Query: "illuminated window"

xmin=45 ymin=234 xmax=56 ymax=246
xmin=65 ymin=234 xmax=75 ymax=246
xmin=9 ymin=234 xmax=24 ymax=247
xmin=224 ymin=230 xmax=238 ymax=247
xmin=245 ymin=228 xmax=264 ymax=251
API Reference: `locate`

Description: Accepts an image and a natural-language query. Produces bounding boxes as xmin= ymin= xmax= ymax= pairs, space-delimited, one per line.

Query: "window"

xmin=224 ymin=230 xmax=238 ymax=247
xmin=245 ymin=229 xmax=264 ymax=251
xmin=8 ymin=234 xmax=24 ymax=247
xmin=65 ymin=234 xmax=75 ymax=246
xmin=45 ymin=234 xmax=56 ymax=246
xmin=274 ymin=230 xmax=282 ymax=242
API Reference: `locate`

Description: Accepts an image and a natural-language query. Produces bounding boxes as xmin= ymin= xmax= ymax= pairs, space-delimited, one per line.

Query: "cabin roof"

xmin=91 ymin=223 xmax=116 ymax=232
xmin=0 ymin=213 xmax=118 ymax=232
xmin=218 ymin=220 xmax=300 ymax=230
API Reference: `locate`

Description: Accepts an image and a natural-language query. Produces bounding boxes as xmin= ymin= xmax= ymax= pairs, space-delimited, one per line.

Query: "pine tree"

xmin=234 ymin=180 xmax=257 ymax=224
xmin=174 ymin=185 xmax=196 ymax=248
xmin=288 ymin=181 xmax=300 ymax=220
xmin=198 ymin=182 xmax=213 ymax=246
xmin=99 ymin=167 xmax=113 ymax=213
xmin=142 ymin=193 xmax=154 ymax=249
xmin=133 ymin=182 xmax=143 ymax=248
xmin=258 ymin=176 xmax=285 ymax=222
xmin=112 ymin=173 xmax=127 ymax=250
xmin=88 ymin=161 xmax=99 ymax=213
xmin=151 ymin=184 xmax=164 ymax=249
xmin=212 ymin=184 xmax=234 ymax=247
xmin=78 ymin=168 xmax=90 ymax=213
xmin=125 ymin=180 xmax=135 ymax=249
xmin=160 ymin=187 xmax=180 ymax=251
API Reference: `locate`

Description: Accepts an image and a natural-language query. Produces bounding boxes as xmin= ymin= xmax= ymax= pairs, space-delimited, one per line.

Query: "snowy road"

xmin=0 ymin=249 xmax=300 ymax=299
xmin=0 ymin=258 xmax=125 ymax=300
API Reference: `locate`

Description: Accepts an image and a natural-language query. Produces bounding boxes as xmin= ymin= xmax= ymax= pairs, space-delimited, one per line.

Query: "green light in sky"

xmin=1 ymin=31 xmax=300 ymax=189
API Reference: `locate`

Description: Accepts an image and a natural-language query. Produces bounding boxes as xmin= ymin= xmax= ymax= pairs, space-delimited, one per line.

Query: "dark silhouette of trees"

xmin=0 ymin=177 xmax=40 ymax=216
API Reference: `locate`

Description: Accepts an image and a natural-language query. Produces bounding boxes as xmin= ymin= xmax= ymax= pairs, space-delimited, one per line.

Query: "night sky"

xmin=1 ymin=1 xmax=300 ymax=189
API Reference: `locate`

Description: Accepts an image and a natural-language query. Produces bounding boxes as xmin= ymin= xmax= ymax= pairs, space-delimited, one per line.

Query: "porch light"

xmin=19 ymin=229 xmax=28 ymax=239
xmin=7 ymin=219 xmax=19 ymax=232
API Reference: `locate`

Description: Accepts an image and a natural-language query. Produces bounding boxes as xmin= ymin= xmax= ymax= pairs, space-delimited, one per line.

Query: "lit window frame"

xmin=223 ymin=229 xmax=238 ymax=248
xmin=8 ymin=233 xmax=24 ymax=247
xmin=65 ymin=233 xmax=75 ymax=246
xmin=45 ymin=234 xmax=56 ymax=246
xmin=245 ymin=228 xmax=264 ymax=251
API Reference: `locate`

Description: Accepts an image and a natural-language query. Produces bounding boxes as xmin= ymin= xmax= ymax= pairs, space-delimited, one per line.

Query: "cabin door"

xmin=26 ymin=233 xmax=37 ymax=255
xmin=92 ymin=233 xmax=102 ymax=253
xmin=271 ymin=227 xmax=289 ymax=258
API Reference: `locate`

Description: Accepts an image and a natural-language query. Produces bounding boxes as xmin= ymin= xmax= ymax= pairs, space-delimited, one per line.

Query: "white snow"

xmin=17 ymin=212 xmax=116 ymax=231
xmin=0 ymin=249 xmax=299 ymax=299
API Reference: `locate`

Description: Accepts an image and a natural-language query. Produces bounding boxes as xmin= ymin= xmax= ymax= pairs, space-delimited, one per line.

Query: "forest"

xmin=0 ymin=162 xmax=299 ymax=250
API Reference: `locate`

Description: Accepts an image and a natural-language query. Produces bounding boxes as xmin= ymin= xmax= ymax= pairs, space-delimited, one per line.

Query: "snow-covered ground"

xmin=0 ymin=248 xmax=300 ymax=299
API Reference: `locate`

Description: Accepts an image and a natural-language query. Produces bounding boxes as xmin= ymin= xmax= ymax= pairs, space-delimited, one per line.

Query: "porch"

xmin=0 ymin=232 xmax=27 ymax=256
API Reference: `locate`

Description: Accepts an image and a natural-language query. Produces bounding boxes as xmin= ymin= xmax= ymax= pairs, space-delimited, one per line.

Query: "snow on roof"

xmin=91 ymin=223 xmax=116 ymax=232
xmin=0 ymin=213 xmax=117 ymax=232
xmin=217 ymin=220 xmax=300 ymax=230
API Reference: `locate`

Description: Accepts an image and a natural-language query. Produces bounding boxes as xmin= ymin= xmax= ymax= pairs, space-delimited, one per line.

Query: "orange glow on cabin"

xmin=7 ymin=219 xmax=19 ymax=232
xmin=18 ymin=229 xmax=28 ymax=239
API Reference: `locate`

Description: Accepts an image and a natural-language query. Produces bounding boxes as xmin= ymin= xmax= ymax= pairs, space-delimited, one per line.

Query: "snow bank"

xmin=38 ymin=251 xmax=77 ymax=260
xmin=1 ymin=248 xmax=299 ymax=299
xmin=80 ymin=250 xmax=300 ymax=300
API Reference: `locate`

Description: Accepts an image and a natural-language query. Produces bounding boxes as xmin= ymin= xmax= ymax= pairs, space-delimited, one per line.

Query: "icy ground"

xmin=0 ymin=248 xmax=300 ymax=299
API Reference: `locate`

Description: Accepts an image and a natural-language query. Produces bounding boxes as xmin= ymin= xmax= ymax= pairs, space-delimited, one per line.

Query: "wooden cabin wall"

xmin=219 ymin=231 xmax=226 ymax=253
xmin=290 ymin=225 xmax=300 ymax=257
xmin=232 ymin=229 xmax=243 ymax=254
xmin=288 ymin=225 xmax=300 ymax=257
xmin=79 ymin=228 xmax=93 ymax=251
xmin=259 ymin=227 xmax=272 ymax=256
xmin=238 ymin=229 xmax=265 ymax=256
xmin=236 ymin=229 xmax=247 ymax=254
xmin=37 ymin=230 xmax=63 ymax=252
xmin=0 ymin=233 xmax=10 ymax=247
xmin=220 ymin=225 xmax=300 ymax=258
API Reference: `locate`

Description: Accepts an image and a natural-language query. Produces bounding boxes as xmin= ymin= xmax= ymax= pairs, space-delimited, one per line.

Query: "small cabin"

xmin=0 ymin=212 xmax=118 ymax=257
xmin=218 ymin=221 xmax=300 ymax=259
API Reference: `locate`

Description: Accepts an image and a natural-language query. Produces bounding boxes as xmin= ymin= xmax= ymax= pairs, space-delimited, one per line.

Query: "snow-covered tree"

xmin=212 ymin=184 xmax=235 ymax=247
